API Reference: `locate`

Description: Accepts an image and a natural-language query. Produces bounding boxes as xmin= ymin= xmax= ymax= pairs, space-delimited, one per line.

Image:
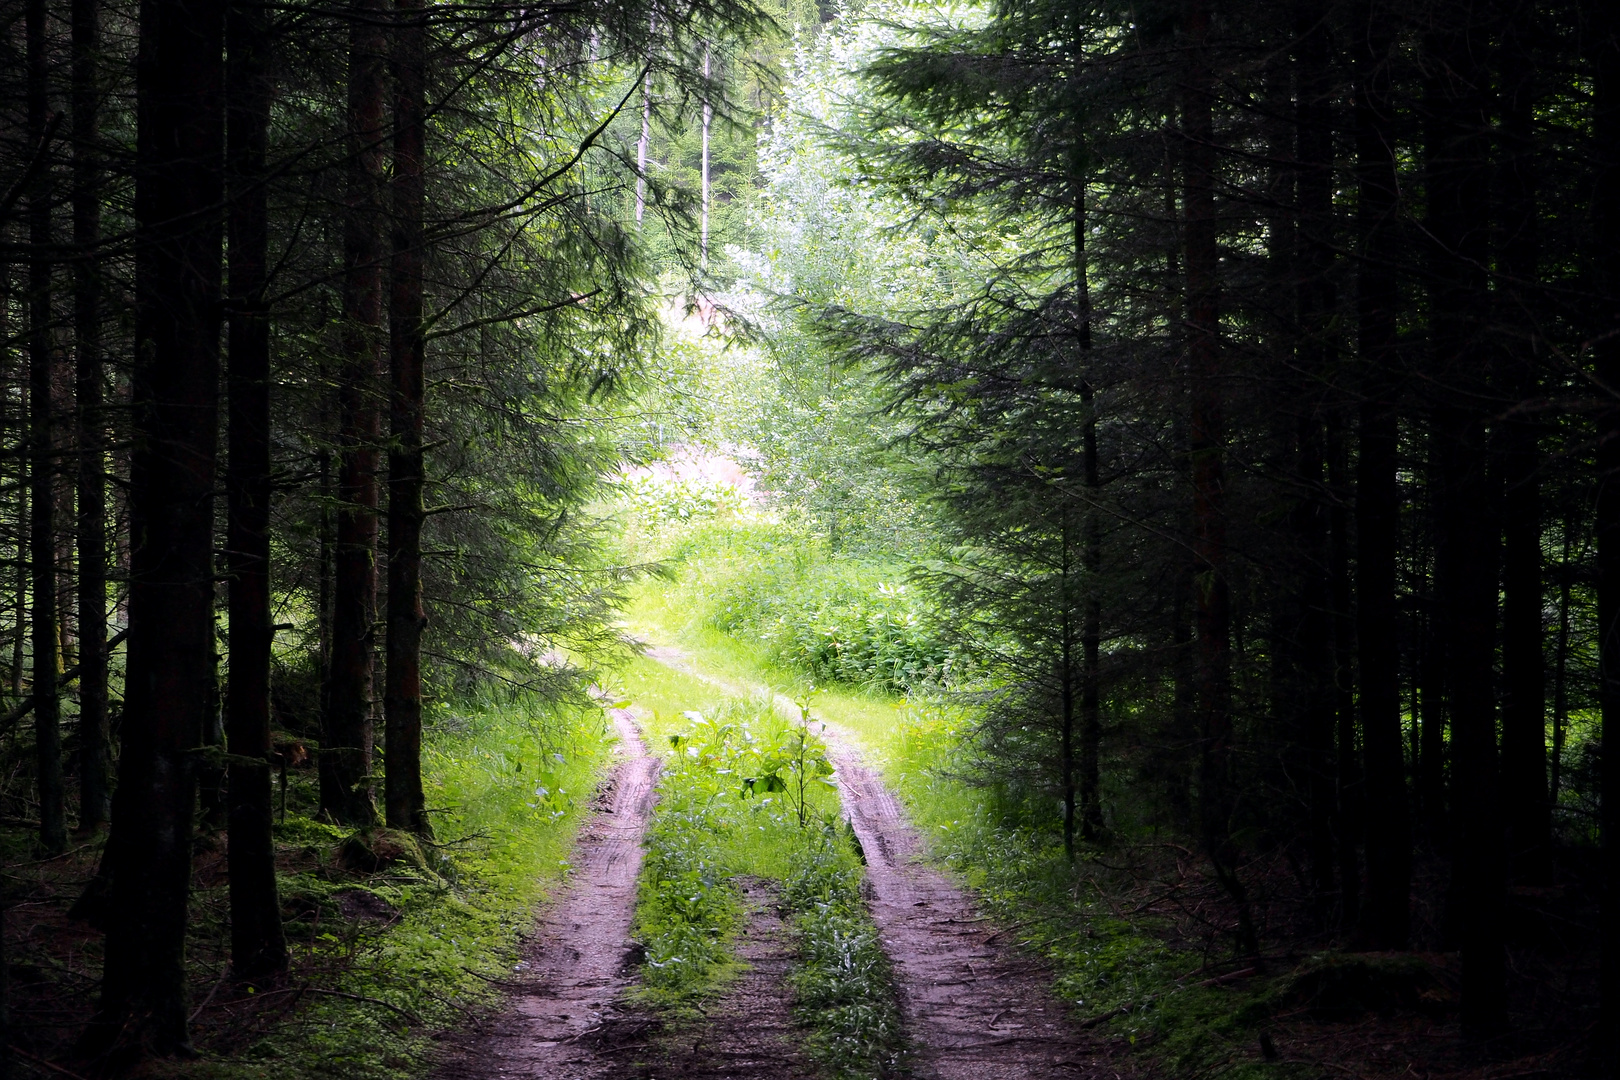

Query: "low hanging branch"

xmin=0 ymin=627 xmax=130 ymax=734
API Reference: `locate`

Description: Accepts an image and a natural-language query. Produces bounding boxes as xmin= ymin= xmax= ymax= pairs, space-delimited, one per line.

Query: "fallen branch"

xmin=2 ymin=841 xmax=95 ymax=869
xmin=302 ymin=987 xmax=423 ymax=1026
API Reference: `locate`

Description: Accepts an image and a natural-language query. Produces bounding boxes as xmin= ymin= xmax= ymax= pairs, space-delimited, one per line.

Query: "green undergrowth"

xmin=620 ymin=657 xmax=905 ymax=1077
xmin=179 ymin=699 xmax=610 ymax=1080
xmin=626 ymin=512 xmax=955 ymax=694
xmin=625 ymin=584 xmax=910 ymax=751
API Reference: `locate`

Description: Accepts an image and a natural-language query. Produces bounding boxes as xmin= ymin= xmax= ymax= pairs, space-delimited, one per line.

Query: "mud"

xmin=832 ymin=740 xmax=1113 ymax=1079
xmin=436 ymin=707 xmax=659 ymax=1080
xmin=610 ymin=880 xmax=821 ymax=1079
xmin=444 ymin=647 xmax=1118 ymax=1080
xmin=642 ymin=642 xmax=1118 ymax=1078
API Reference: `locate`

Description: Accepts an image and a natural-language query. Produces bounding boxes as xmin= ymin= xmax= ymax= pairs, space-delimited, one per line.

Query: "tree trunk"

xmin=1353 ymin=0 xmax=1408 ymax=949
xmin=1182 ymin=0 xmax=1253 ymax=958
xmin=90 ymin=0 xmax=225 ymax=1054
xmin=1328 ymin=409 xmax=1360 ymax=929
xmin=27 ymin=0 xmax=66 ymax=856
xmin=1426 ymin=15 xmax=1506 ymax=1035
xmin=386 ymin=0 xmax=431 ymax=837
xmin=72 ymin=0 xmax=110 ymax=833
xmin=226 ymin=0 xmax=287 ymax=980
xmin=635 ymin=29 xmax=652 ymax=226
xmin=321 ymin=0 xmax=387 ymax=826
xmin=1072 ymin=80 xmax=1101 ymax=840
xmin=1496 ymin=19 xmax=1551 ymax=886
xmin=1080 ymin=380 xmax=1102 ymax=840
xmin=1294 ymin=0 xmax=1337 ymax=912
xmin=700 ymin=44 xmax=711 ymax=265
xmin=1592 ymin=1 xmax=1620 ymax=1069
xmin=1550 ymin=524 xmax=1571 ymax=811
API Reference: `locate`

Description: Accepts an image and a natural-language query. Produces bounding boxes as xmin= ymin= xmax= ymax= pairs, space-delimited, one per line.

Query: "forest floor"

xmin=434 ymin=642 xmax=1130 ymax=1080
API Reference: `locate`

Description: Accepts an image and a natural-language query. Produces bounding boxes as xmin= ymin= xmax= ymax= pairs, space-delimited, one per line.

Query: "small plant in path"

xmin=630 ymin=693 xmax=905 ymax=1075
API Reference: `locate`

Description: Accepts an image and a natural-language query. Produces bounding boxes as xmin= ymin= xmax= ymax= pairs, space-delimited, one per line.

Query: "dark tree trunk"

xmin=1550 ymin=524 xmax=1571 ymax=810
xmin=321 ymin=0 xmax=387 ymax=826
xmin=27 ymin=0 xmax=66 ymax=857
xmin=1072 ymin=94 xmax=1101 ymax=840
xmin=90 ymin=0 xmax=225 ymax=1055
xmin=1080 ymin=381 xmax=1102 ymax=840
xmin=0 ymin=899 xmax=9 ymax=1080
xmin=1182 ymin=0 xmax=1254 ymax=958
xmin=1294 ymin=0 xmax=1337 ymax=912
xmin=385 ymin=0 xmax=430 ymax=836
xmin=1417 ymin=515 xmax=1447 ymax=842
xmin=226 ymin=0 xmax=287 ymax=980
xmin=1328 ymin=410 xmax=1360 ymax=929
xmin=1496 ymin=18 xmax=1551 ymax=886
xmin=1060 ymin=587 xmax=1077 ymax=860
xmin=1353 ymin=0 xmax=1408 ymax=949
xmin=72 ymin=0 xmax=109 ymax=833
xmin=1592 ymin=1 xmax=1620 ymax=1069
xmin=1426 ymin=15 xmax=1506 ymax=1035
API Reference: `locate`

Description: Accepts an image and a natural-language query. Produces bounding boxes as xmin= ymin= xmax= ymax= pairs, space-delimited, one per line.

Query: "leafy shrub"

xmin=667 ymin=519 xmax=958 ymax=692
xmin=785 ymin=834 xmax=907 ymax=1078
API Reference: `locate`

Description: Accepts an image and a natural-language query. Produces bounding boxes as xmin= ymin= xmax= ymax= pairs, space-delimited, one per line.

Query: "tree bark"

xmin=27 ymin=0 xmax=66 ymax=857
xmin=386 ymin=0 xmax=431 ymax=836
xmin=1426 ymin=13 xmax=1506 ymax=1035
xmin=635 ymin=25 xmax=652 ymax=226
xmin=1592 ymin=0 xmax=1620 ymax=1069
xmin=700 ymin=44 xmax=711 ymax=265
xmin=72 ymin=0 xmax=110 ymax=833
xmin=321 ymin=0 xmax=387 ymax=826
xmin=1328 ymin=408 xmax=1360 ymax=928
xmin=90 ymin=0 xmax=225 ymax=1054
xmin=226 ymin=0 xmax=287 ymax=980
xmin=1496 ymin=16 xmax=1551 ymax=885
xmin=1294 ymin=0 xmax=1337 ymax=912
xmin=1550 ymin=524 xmax=1571 ymax=811
xmin=1182 ymin=0 xmax=1253 ymax=958
xmin=1353 ymin=0 xmax=1408 ymax=949
xmin=1071 ymin=58 xmax=1101 ymax=840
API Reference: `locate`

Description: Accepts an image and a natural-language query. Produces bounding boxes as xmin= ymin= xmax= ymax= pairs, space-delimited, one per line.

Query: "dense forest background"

xmin=0 ymin=0 xmax=1618 ymax=1075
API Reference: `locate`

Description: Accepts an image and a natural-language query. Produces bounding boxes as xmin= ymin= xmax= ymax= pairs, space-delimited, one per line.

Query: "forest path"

xmin=436 ymin=707 xmax=660 ymax=1080
xmin=642 ymin=643 xmax=1120 ymax=1080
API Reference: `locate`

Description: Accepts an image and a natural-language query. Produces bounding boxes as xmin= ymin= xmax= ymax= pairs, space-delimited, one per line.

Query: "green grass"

xmin=624 ymin=586 xmax=911 ymax=752
xmin=174 ymin=699 xmax=611 ymax=1080
xmin=618 ymin=657 xmax=905 ymax=1077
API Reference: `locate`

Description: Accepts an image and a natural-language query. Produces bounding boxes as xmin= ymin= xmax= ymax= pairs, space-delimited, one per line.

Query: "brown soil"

xmin=831 ymin=740 xmax=1119 ymax=1080
xmin=436 ymin=706 xmax=660 ymax=1080
xmin=611 ymin=879 xmax=822 ymax=1079
xmin=637 ymin=643 xmax=1125 ymax=1079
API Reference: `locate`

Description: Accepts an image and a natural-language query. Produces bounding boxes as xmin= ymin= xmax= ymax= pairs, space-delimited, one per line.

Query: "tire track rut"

xmin=437 ymin=707 xmax=659 ymax=1080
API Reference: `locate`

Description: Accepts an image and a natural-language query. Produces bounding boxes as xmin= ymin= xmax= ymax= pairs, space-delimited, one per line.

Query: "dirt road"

xmin=442 ymin=647 xmax=1117 ymax=1079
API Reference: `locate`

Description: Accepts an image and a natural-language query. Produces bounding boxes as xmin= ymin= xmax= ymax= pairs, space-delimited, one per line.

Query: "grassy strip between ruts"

xmin=163 ymin=698 xmax=612 ymax=1080
xmin=620 ymin=652 xmax=906 ymax=1079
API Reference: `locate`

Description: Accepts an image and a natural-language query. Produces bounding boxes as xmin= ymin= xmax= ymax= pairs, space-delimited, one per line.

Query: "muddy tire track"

xmin=832 ymin=741 xmax=1112 ymax=1079
xmin=436 ymin=707 xmax=659 ymax=1080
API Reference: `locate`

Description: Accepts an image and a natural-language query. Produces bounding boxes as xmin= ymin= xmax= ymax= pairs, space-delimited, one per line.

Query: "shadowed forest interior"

xmin=0 ymin=0 xmax=1618 ymax=1076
